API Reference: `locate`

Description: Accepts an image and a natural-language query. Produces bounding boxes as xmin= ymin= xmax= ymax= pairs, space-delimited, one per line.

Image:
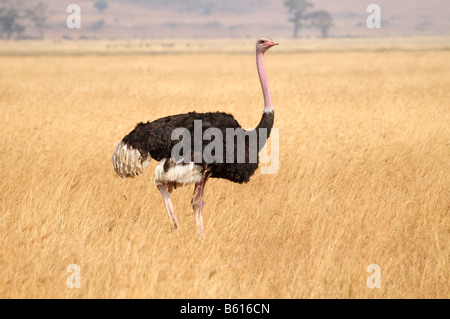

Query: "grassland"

xmin=0 ymin=39 xmax=448 ymax=298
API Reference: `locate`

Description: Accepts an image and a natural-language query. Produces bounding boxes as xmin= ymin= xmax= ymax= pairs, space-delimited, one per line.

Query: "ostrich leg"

xmin=157 ymin=183 xmax=180 ymax=232
xmin=192 ymin=176 xmax=208 ymax=240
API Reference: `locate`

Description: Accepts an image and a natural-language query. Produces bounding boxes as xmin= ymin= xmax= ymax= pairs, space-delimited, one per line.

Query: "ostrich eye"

xmin=259 ymin=40 xmax=265 ymax=44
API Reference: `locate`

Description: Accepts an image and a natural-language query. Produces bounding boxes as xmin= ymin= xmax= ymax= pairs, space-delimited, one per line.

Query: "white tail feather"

xmin=112 ymin=141 xmax=150 ymax=178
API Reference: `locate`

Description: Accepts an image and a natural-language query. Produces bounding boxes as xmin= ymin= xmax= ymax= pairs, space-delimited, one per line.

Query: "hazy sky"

xmin=7 ymin=0 xmax=450 ymax=38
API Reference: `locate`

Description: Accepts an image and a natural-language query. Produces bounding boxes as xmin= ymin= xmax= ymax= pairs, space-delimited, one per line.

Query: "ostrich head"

xmin=256 ymin=37 xmax=279 ymax=53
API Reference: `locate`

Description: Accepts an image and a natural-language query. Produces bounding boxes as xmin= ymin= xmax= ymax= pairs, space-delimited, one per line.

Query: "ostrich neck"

xmin=256 ymin=51 xmax=273 ymax=113
xmin=253 ymin=50 xmax=274 ymax=151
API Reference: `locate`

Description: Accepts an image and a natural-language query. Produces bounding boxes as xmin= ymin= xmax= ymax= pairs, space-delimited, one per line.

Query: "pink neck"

xmin=256 ymin=51 xmax=273 ymax=112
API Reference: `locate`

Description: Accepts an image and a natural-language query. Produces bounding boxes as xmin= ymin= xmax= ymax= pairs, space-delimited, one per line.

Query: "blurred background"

xmin=1 ymin=0 xmax=449 ymax=40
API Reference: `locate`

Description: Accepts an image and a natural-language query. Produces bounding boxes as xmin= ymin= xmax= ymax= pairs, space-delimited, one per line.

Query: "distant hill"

xmin=3 ymin=0 xmax=450 ymax=39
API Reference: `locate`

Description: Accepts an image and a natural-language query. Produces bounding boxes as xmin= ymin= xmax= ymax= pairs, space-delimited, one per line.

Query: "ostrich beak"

xmin=270 ymin=41 xmax=279 ymax=47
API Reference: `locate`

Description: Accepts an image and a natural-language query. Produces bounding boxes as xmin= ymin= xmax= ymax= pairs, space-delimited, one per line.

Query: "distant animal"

xmin=112 ymin=37 xmax=278 ymax=240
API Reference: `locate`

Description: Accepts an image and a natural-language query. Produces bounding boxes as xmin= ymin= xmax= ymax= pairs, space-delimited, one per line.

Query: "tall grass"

xmin=0 ymin=42 xmax=448 ymax=298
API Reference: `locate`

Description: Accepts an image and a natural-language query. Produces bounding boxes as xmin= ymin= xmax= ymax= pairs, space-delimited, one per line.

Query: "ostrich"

xmin=112 ymin=37 xmax=278 ymax=239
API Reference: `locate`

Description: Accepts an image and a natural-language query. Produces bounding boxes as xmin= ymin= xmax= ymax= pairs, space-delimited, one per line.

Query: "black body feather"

xmin=121 ymin=111 xmax=274 ymax=183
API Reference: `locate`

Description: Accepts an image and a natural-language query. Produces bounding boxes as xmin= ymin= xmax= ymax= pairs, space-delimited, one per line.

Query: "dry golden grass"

xmin=0 ymin=41 xmax=448 ymax=298
xmin=1 ymin=37 xmax=449 ymax=55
